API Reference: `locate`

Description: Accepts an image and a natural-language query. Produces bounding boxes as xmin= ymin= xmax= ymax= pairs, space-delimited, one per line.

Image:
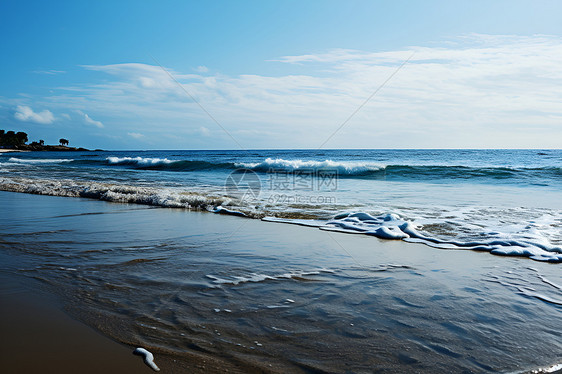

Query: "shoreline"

xmin=1 ymin=145 xmax=101 ymax=152
xmin=0 ymin=176 xmax=560 ymax=263
xmin=0 ymin=149 xmax=28 ymax=153
xmin=1 ymin=191 xmax=561 ymax=373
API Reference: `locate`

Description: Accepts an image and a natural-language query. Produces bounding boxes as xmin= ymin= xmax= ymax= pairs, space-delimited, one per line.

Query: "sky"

xmin=1 ymin=0 xmax=562 ymax=150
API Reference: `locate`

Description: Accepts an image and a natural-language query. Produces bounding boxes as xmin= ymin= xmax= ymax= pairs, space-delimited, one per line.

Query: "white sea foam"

xmin=213 ymin=206 xmax=248 ymax=217
xmin=320 ymin=212 xmax=562 ymax=262
xmin=8 ymin=157 xmax=74 ymax=164
xmin=0 ymin=176 xmax=229 ymax=210
xmin=205 ymin=269 xmax=332 ymax=285
xmin=266 ymin=210 xmax=562 ymax=263
xmin=262 ymin=216 xmax=325 ymax=227
xmin=133 ymin=347 xmax=160 ymax=372
xmin=2 ymin=174 xmax=561 ymax=263
xmin=237 ymin=158 xmax=386 ymax=175
xmin=530 ymin=363 xmax=562 ymax=373
xmin=106 ymin=156 xmax=174 ymax=165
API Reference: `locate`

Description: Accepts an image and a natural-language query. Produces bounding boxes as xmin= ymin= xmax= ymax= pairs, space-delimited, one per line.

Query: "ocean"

xmin=2 ymin=149 xmax=561 ymax=262
xmin=1 ymin=149 xmax=561 ymax=373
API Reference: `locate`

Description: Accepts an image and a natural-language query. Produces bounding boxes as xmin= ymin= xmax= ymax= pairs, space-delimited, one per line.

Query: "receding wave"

xmin=0 ymin=176 xmax=229 ymax=210
xmin=265 ymin=212 xmax=562 ymax=263
xmin=2 ymin=175 xmax=561 ymax=263
xmin=206 ymin=269 xmax=335 ymax=285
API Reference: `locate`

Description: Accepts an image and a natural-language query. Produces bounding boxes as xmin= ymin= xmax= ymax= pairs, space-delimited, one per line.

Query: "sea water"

xmin=1 ymin=149 xmax=561 ymax=372
xmin=2 ymin=149 xmax=561 ymax=262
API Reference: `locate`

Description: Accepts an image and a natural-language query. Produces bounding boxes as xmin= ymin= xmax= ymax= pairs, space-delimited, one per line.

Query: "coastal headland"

xmin=0 ymin=128 xmax=99 ymax=151
xmin=0 ymin=144 xmax=96 ymax=152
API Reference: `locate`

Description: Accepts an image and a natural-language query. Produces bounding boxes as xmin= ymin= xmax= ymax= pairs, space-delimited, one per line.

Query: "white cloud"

xmin=195 ymin=66 xmax=209 ymax=73
xmin=85 ymin=114 xmax=104 ymax=128
xmin=14 ymin=105 xmax=55 ymax=124
xmin=128 ymin=132 xmax=145 ymax=139
xmin=76 ymin=110 xmax=104 ymax=128
xmin=81 ymin=63 xmax=183 ymax=91
xmin=198 ymin=126 xmax=210 ymax=136
xmin=43 ymin=34 xmax=562 ymax=148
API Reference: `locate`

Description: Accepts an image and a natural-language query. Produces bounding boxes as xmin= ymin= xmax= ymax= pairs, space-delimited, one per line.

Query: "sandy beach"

xmin=3 ymin=1 xmax=562 ymax=372
xmin=0 ymin=273 xmax=147 ymax=373
xmin=0 ymin=149 xmax=27 ymax=153
xmin=0 ymin=274 xmax=258 ymax=373
xmin=1 ymin=190 xmax=560 ymax=373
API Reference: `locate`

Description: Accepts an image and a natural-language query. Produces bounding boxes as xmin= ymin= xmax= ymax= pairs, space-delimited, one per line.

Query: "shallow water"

xmin=1 ymin=149 xmax=562 ymax=262
xmin=1 ymin=191 xmax=560 ymax=373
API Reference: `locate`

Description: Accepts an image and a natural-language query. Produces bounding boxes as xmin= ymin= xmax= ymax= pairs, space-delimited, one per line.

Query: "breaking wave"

xmin=8 ymin=157 xmax=74 ymax=164
xmin=105 ymin=156 xmax=234 ymax=171
xmin=97 ymin=157 xmax=562 ymax=183
xmin=0 ymin=176 xmax=229 ymax=210
xmin=237 ymin=158 xmax=386 ymax=175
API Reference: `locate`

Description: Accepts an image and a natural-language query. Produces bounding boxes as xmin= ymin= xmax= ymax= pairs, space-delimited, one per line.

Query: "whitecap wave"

xmin=106 ymin=156 xmax=174 ymax=166
xmin=8 ymin=157 xmax=74 ymax=164
xmin=237 ymin=158 xmax=386 ymax=175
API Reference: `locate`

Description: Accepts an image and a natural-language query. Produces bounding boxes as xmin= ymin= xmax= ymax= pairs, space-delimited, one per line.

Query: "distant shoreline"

xmin=0 ymin=149 xmax=28 ymax=153
xmin=0 ymin=145 xmax=102 ymax=152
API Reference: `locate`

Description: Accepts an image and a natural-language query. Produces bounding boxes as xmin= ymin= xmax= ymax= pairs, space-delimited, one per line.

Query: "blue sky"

xmin=1 ymin=0 xmax=562 ymax=149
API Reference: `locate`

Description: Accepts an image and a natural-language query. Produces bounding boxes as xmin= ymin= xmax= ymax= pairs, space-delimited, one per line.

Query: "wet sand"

xmin=1 ymin=191 xmax=561 ymax=373
xmin=0 ymin=273 xmax=257 ymax=373
xmin=0 ymin=274 xmax=147 ymax=373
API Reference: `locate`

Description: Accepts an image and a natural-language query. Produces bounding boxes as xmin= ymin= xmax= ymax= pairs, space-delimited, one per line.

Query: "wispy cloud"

xmin=32 ymin=69 xmax=66 ymax=75
xmin=76 ymin=110 xmax=104 ymax=128
xmin=32 ymin=34 xmax=562 ymax=148
xmin=14 ymin=105 xmax=55 ymax=124
xmin=128 ymin=132 xmax=145 ymax=139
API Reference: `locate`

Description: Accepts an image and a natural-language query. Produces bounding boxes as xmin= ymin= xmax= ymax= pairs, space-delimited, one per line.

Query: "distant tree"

xmin=16 ymin=131 xmax=28 ymax=144
xmin=39 ymin=139 xmax=45 ymax=145
xmin=59 ymin=138 xmax=69 ymax=146
xmin=0 ymin=130 xmax=28 ymax=147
